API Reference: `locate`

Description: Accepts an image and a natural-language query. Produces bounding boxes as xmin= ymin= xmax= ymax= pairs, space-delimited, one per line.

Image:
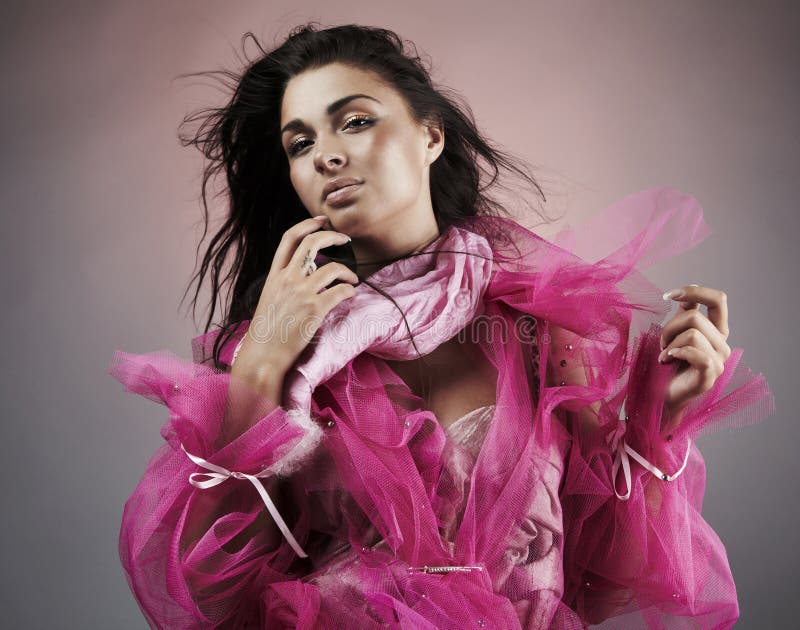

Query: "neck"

xmin=351 ymin=215 xmax=441 ymax=274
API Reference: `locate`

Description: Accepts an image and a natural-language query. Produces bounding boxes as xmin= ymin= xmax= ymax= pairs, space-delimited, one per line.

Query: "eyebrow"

xmin=280 ymin=94 xmax=381 ymax=135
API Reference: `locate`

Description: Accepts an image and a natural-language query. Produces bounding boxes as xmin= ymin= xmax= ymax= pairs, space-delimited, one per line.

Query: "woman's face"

xmin=280 ymin=62 xmax=444 ymax=260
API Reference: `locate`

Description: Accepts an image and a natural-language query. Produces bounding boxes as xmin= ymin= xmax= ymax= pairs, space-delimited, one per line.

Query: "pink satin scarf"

xmin=283 ymin=225 xmax=495 ymax=412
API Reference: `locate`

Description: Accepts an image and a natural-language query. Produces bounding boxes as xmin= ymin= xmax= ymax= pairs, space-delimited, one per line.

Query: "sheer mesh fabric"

xmin=110 ymin=187 xmax=775 ymax=629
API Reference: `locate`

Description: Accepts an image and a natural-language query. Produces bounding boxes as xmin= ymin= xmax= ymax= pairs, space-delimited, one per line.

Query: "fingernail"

xmin=667 ymin=348 xmax=677 ymax=356
xmin=662 ymin=289 xmax=684 ymax=300
xmin=658 ymin=349 xmax=666 ymax=362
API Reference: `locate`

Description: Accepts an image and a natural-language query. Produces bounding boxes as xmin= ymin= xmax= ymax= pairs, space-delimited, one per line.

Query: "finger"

xmin=287 ymin=229 xmax=352 ymax=274
xmin=662 ymin=345 xmax=724 ymax=391
xmin=305 ymin=262 xmax=360 ymax=293
xmin=659 ymin=327 xmax=717 ymax=364
xmin=273 ymin=215 xmax=329 ymax=269
xmin=315 ymin=281 xmax=358 ymax=314
xmin=660 ymin=309 xmax=731 ymax=358
xmin=676 ymin=284 xmax=701 ymax=313
xmin=662 ymin=284 xmax=729 ymax=339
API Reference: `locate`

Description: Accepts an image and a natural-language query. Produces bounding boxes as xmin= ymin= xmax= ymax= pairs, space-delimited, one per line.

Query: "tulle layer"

xmin=110 ymin=187 xmax=775 ymax=628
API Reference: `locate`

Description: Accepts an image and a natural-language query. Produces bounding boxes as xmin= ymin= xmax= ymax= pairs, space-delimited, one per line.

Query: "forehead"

xmin=280 ymin=63 xmax=398 ymax=123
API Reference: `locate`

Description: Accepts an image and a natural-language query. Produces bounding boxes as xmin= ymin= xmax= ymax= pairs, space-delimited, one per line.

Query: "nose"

xmin=313 ymin=137 xmax=347 ymax=173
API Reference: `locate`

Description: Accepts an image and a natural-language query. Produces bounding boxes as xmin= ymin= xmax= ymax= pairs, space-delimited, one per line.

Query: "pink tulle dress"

xmin=109 ymin=187 xmax=775 ymax=629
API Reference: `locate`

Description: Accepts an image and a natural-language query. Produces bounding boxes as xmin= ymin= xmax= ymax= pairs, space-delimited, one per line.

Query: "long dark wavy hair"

xmin=176 ymin=22 xmax=559 ymax=371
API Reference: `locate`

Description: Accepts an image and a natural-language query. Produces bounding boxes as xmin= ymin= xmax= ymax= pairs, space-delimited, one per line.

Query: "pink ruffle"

xmin=109 ymin=186 xmax=775 ymax=628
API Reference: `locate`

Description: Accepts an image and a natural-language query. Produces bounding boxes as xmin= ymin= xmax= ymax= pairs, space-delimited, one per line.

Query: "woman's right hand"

xmin=223 ymin=216 xmax=356 ymax=442
xmin=233 ymin=215 xmax=359 ymax=382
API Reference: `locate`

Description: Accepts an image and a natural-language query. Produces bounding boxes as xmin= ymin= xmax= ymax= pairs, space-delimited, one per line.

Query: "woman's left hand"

xmin=657 ymin=284 xmax=732 ymax=425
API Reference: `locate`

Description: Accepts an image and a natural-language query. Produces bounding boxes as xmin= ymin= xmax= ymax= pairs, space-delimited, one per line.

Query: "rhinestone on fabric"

xmin=559 ymin=381 xmax=566 ymax=386
xmin=404 ymin=420 xmax=411 ymax=427
xmin=326 ymin=420 xmax=335 ymax=427
xmin=408 ymin=565 xmax=484 ymax=574
xmin=172 ymin=383 xmax=180 ymax=393
xmin=478 ymin=621 xmax=486 ymax=628
xmin=560 ymin=359 xmax=567 ymax=367
xmin=565 ymin=344 xmax=573 ymax=351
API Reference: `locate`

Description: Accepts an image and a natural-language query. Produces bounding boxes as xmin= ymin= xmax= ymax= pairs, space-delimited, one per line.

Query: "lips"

xmin=322 ymin=177 xmax=363 ymax=201
xmin=325 ymin=184 xmax=363 ymax=207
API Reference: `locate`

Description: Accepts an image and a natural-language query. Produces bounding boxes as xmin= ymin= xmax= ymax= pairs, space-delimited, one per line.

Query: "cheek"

xmin=290 ymin=167 xmax=314 ymax=204
xmin=369 ymin=134 xmax=423 ymax=194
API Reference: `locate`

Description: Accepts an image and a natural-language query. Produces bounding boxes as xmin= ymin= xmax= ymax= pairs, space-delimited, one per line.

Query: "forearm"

xmin=186 ymin=362 xmax=294 ymax=555
xmin=112 ymin=345 xmax=319 ymax=625
xmin=221 ymin=361 xmax=286 ymax=446
xmin=176 ymin=371 xmax=297 ymax=621
xmin=182 ymin=474 xmax=285 ymax=556
xmin=660 ymin=400 xmax=688 ymax=437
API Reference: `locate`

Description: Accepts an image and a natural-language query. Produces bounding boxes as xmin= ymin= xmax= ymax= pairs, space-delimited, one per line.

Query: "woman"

xmin=109 ymin=23 xmax=775 ymax=629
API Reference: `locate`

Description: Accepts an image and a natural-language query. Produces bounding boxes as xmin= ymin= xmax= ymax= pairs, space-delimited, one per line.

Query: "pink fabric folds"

xmin=283 ymin=224 xmax=494 ymax=412
xmin=109 ymin=186 xmax=775 ymax=629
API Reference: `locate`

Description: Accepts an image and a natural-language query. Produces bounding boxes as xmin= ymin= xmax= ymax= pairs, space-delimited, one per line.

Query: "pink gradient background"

xmin=1 ymin=2 xmax=795 ymax=627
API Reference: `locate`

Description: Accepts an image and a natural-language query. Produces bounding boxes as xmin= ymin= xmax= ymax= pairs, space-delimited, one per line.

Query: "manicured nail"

xmin=667 ymin=348 xmax=678 ymax=356
xmin=658 ymin=349 xmax=666 ymax=362
xmin=662 ymin=289 xmax=684 ymax=300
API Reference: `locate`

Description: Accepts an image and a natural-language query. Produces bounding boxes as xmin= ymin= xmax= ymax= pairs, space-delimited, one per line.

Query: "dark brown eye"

xmin=344 ymin=115 xmax=373 ymax=129
xmin=287 ymin=137 xmax=311 ymax=157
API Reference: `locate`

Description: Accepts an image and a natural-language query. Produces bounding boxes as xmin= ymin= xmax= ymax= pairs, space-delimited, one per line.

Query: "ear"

xmin=422 ymin=118 xmax=445 ymax=167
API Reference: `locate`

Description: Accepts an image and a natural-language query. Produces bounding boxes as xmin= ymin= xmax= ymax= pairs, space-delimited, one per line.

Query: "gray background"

xmin=1 ymin=1 xmax=796 ymax=627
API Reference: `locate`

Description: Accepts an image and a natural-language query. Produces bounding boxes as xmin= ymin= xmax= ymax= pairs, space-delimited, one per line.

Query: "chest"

xmin=384 ymin=334 xmax=498 ymax=431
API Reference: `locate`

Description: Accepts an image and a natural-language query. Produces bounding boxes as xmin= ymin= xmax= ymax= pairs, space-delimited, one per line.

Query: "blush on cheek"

xmin=382 ymin=171 xmax=421 ymax=214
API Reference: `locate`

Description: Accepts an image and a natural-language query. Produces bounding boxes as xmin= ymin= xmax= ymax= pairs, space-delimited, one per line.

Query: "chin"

xmin=324 ymin=204 xmax=379 ymax=236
